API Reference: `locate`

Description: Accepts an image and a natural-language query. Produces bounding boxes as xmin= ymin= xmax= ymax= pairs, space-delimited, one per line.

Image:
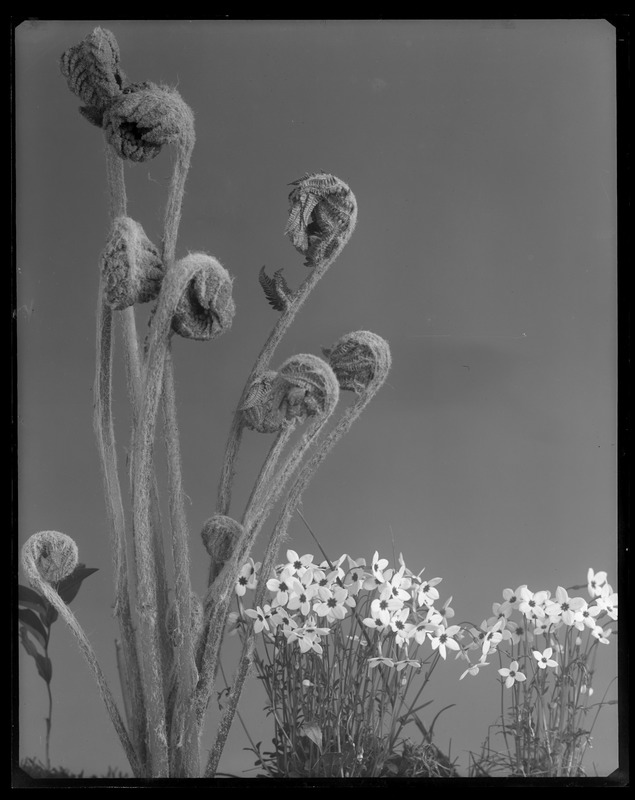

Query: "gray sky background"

xmin=16 ymin=19 xmax=618 ymax=778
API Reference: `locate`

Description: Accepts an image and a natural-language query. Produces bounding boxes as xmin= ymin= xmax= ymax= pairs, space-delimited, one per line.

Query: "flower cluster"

xmin=234 ymin=549 xmax=460 ymax=667
xmin=458 ymin=568 xmax=617 ymax=685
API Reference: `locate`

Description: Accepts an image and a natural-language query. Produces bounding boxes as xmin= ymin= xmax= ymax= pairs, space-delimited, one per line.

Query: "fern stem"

xmin=96 ymin=146 xmax=149 ymax=771
xmin=215 ymin=244 xmax=346 ymax=521
xmin=204 ymin=636 xmax=256 ymax=776
xmin=22 ymin=557 xmax=141 ymax=777
xmin=162 ymin=345 xmax=200 ymax=777
xmin=195 ymin=401 xmax=338 ymax=723
xmin=131 ymin=256 xmax=206 ymax=774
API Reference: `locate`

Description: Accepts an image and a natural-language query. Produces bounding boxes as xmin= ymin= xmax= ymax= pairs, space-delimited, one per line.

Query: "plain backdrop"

xmin=16 ymin=19 xmax=618 ymax=778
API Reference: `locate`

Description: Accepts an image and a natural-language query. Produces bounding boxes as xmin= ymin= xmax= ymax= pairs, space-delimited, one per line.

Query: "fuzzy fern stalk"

xmin=215 ymin=172 xmax=358 ymax=519
xmin=22 ymin=533 xmax=141 ymax=777
xmin=52 ymin=27 xmax=389 ymax=778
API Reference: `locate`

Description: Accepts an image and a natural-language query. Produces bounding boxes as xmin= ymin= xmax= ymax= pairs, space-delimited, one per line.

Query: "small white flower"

xmin=595 ymin=587 xmax=618 ymax=621
xmin=533 ymin=647 xmax=558 ymax=669
xmin=498 ymin=660 xmax=526 ymax=688
xmin=545 ymin=587 xmax=586 ymax=626
xmin=460 ymin=661 xmax=489 ymax=680
xmin=428 ymin=624 xmax=461 ymax=660
xmin=591 ymin=625 xmax=612 ymax=645
xmin=417 ymin=577 xmax=442 ymax=607
xmin=587 ymin=568 xmax=608 ymax=599
xmin=245 ymin=605 xmax=271 ymax=634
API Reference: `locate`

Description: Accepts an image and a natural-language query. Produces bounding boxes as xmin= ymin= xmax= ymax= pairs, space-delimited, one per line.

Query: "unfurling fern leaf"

xmin=259 ymin=265 xmax=292 ymax=311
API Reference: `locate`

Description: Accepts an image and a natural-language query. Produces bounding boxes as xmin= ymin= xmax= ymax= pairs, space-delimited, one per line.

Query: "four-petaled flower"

xmin=487 ymin=601 xmax=512 ymax=628
xmin=284 ymin=549 xmax=315 ymax=578
xmin=286 ymin=582 xmax=319 ymax=616
xmin=505 ymin=620 xmax=532 ymax=645
xmin=368 ymin=656 xmax=394 ymax=670
xmin=460 ymin=661 xmax=490 ymax=680
xmin=343 ymin=557 xmax=368 ymax=596
xmin=591 ymin=625 xmax=612 ymax=645
xmin=417 ymin=576 xmax=442 ymax=607
xmin=245 ymin=605 xmax=271 ymax=634
xmin=389 ymin=607 xmax=414 ymax=647
xmin=587 ymin=568 xmax=608 ymax=599
xmin=266 ymin=569 xmax=299 ymax=607
xmin=533 ymin=647 xmax=558 ymax=669
xmin=379 ymin=565 xmax=412 ymax=604
xmin=595 ymin=586 xmax=618 ymax=620
xmin=269 ymin=609 xmax=298 ymax=632
xmin=572 ymin=602 xmax=602 ymax=631
xmin=371 ymin=596 xmax=402 ymax=625
xmin=394 ymin=658 xmax=420 ymax=671
xmin=428 ymin=624 xmax=461 ymax=660
xmin=236 ymin=558 xmax=260 ymax=595
xmin=314 ymin=585 xmax=350 ymax=621
xmin=502 ymin=585 xmax=527 ymax=608
xmin=364 ymin=551 xmax=391 ymax=589
xmin=518 ymin=587 xmax=550 ymax=619
xmin=481 ymin=619 xmax=505 ymax=658
xmin=441 ymin=595 xmax=455 ymax=621
xmin=498 ymin=660 xmax=526 ymax=688
xmin=545 ymin=586 xmax=586 ymax=626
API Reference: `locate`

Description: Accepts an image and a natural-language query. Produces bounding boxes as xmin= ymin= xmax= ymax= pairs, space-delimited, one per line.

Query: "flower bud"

xmin=22 ymin=531 xmax=79 ymax=585
xmin=285 ymin=172 xmax=357 ymax=267
xmin=60 ymin=27 xmax=126 ymax=121
xmin=171 ymin=253 xmax=235 ymax=341
xmin=103 ymin=83 xmax=195 ymax=162
xmin=322 ymin=330 xmax=392 ymax=394
xmin=100 ymin=217 xmax=164 ymax=310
